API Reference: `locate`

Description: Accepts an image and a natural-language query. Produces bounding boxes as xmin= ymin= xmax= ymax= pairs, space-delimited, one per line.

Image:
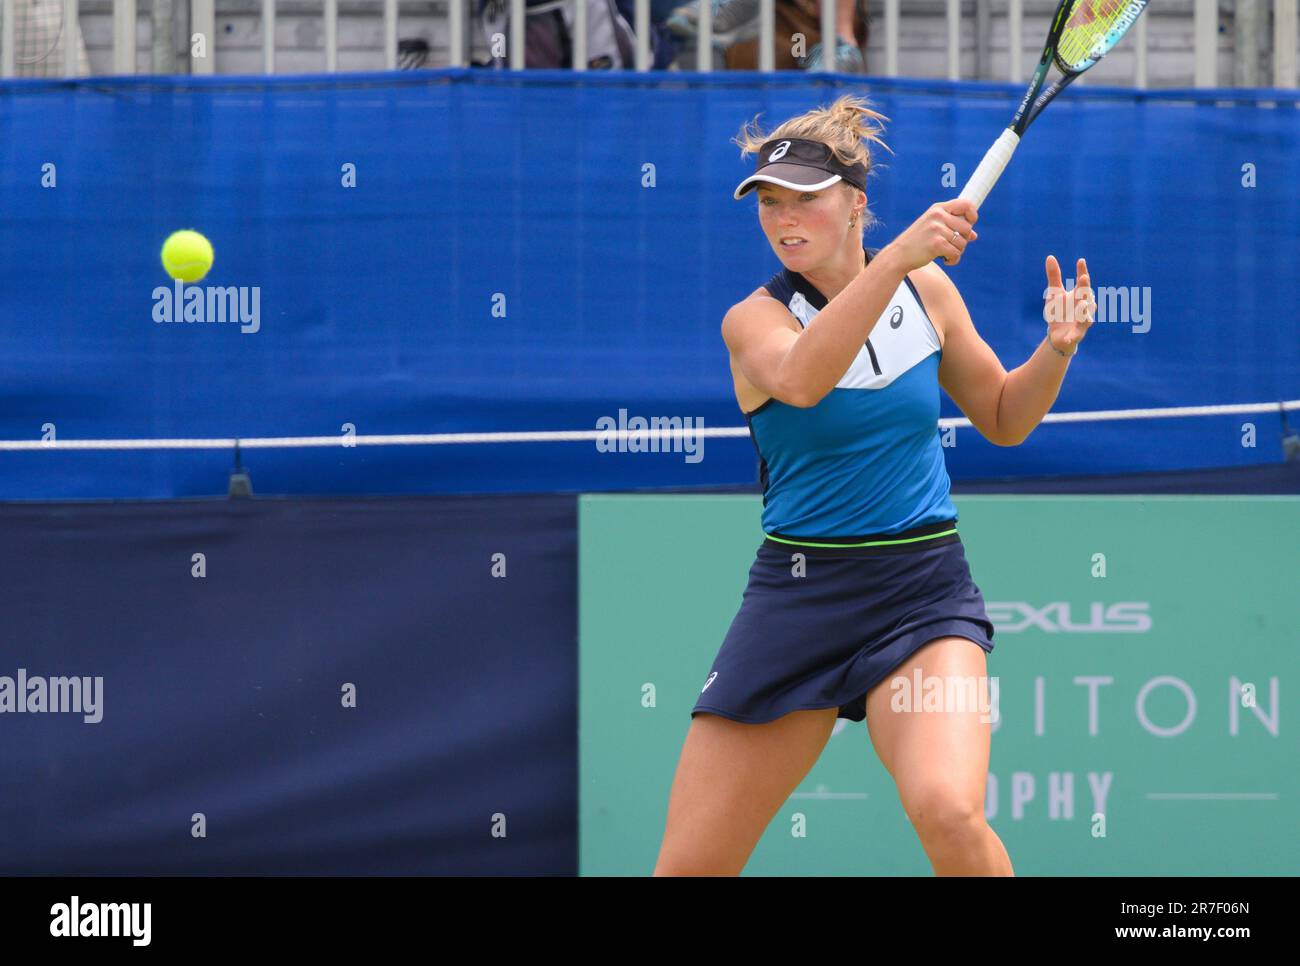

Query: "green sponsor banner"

xmin=579 ymin=495 xmax=1299 ymax=875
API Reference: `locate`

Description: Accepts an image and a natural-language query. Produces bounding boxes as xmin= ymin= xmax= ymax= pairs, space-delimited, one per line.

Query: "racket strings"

xmin=1056 ymin=0 xmax=1139 ymax=71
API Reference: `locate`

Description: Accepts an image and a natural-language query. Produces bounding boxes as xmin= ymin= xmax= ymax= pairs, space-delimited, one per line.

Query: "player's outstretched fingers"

xmin=1045 ymin=254 xmax=1063 ymax=290
xmin=1075 ymin=257 xmax=1096 ymax=326
xmin=1043 ymin=255 xmax=1068 ymax=324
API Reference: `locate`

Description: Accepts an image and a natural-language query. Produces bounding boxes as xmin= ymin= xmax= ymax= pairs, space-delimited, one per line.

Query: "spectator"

xmin=615 ymin=0 xmax=680 ymax=69
xmin=474 ymin=0 xmax=673 ymax=69
xmin=667 ymin=0 xmax=867 ymax=73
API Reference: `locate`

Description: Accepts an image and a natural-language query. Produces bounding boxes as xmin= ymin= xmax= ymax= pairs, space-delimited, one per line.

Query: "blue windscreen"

xmin=1 ymin=70 xmax=1296 ymax=498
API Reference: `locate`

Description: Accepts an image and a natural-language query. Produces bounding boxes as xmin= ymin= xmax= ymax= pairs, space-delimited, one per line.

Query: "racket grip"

xmin=958 ymin=129 xmax=1021 ymax=210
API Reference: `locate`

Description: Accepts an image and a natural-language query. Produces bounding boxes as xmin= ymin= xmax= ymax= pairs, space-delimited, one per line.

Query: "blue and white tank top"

xmin=744 ymin=246 xmax=959 ymax=538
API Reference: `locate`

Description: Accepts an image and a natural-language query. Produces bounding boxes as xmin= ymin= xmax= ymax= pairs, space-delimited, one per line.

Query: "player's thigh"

xmin=655 ymin=707 xmax=838 ymax=875
xmin=865 ymin=637 xmax=993 ymax=821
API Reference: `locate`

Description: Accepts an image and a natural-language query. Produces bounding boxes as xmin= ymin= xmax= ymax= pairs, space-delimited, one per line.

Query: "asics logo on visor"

xmin=769 ymin=140 xmax=792 ymax=161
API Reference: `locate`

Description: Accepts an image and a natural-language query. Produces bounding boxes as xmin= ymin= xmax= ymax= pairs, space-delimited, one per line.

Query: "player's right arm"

xmin=721 ymin=295 xmax=815 ymax=408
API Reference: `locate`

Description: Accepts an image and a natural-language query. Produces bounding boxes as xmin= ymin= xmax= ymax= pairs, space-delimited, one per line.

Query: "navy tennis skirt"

xmin=691 ymin=518 xmax=995 ymax=725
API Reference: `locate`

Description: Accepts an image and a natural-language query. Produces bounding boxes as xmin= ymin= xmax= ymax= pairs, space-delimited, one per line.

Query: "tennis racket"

xmin=959 ymin=0 xmax=1150 ymax=209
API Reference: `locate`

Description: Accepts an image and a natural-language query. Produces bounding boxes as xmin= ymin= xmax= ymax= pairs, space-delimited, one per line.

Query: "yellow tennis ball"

xmin=161 ymin=229 xmax=214 ymax=283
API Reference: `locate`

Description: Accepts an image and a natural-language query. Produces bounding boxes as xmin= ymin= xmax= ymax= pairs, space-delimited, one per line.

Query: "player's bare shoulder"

xmin=735 ymin=285 xmax=776 ymax=315
xmin=722 ymin=287 xmax=800 ymax=344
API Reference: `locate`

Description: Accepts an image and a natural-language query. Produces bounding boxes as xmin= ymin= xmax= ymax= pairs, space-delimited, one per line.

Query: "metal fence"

xmin=1 ymin=0 xmax=1298 ymax=85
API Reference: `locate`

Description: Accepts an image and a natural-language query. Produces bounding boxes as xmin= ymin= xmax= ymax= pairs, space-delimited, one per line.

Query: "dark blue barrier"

xmin=0 ymin=494 xmax=576 ymax=874
xmin=1 ymin=70 xmax=1296 ymax=498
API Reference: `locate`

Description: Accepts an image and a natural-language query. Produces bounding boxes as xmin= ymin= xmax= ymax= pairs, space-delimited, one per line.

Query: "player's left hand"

xmin=1043 ymin=255 xmax=1096 ymax=355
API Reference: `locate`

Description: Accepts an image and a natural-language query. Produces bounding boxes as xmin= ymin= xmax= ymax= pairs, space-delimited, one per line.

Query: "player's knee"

xmin=903 ymin=786 xmax=985 ymax=845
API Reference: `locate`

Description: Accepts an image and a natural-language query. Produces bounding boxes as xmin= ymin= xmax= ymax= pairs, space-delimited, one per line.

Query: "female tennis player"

xmin=653 ymin=94 xmax=1095 ymax=876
